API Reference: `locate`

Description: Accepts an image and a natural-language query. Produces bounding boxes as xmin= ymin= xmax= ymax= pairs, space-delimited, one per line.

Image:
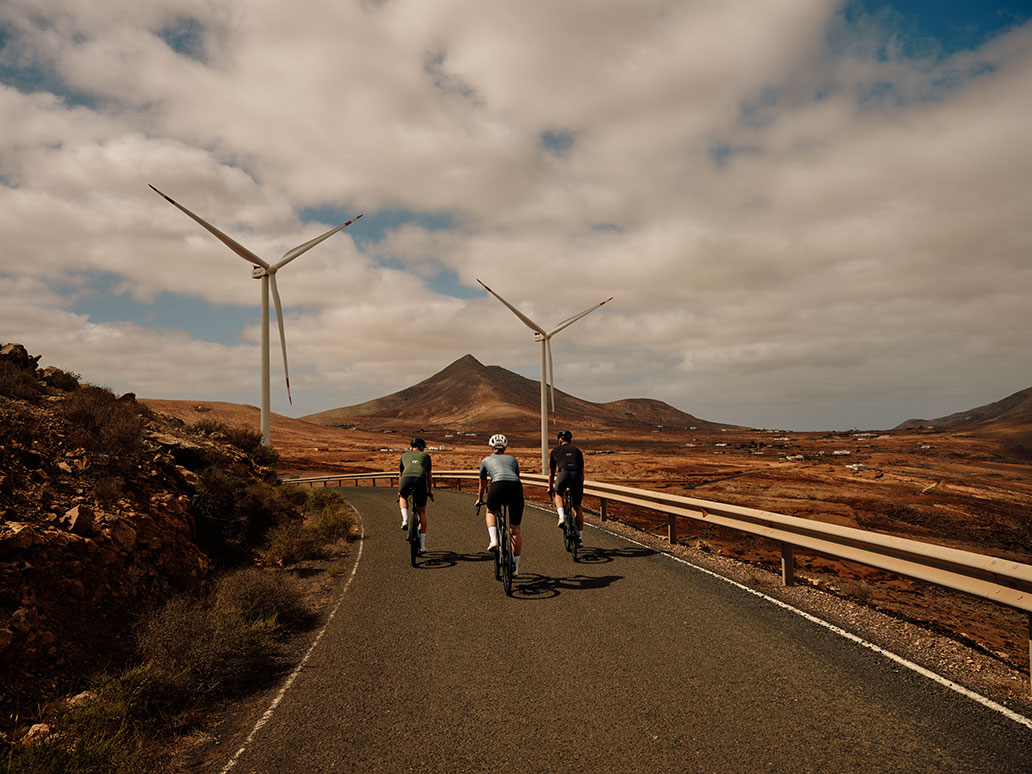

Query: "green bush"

xmin=191 ymin=469 xmax=304 ymax=565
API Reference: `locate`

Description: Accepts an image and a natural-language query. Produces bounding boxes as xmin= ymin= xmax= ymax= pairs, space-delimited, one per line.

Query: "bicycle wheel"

xmin=563 ymin=490 xmax=577 ymax=560
xmin=407 ymin=495 xmax=419 ymax=567
xmin=499 ymin=505 xmax=513 ymax=596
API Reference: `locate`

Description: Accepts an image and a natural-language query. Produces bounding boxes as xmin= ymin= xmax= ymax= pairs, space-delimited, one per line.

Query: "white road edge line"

xmin=219 ymin=517 xmax=366 ymax=773
xmin=580 ymin=516 xmax=1032 ymax=732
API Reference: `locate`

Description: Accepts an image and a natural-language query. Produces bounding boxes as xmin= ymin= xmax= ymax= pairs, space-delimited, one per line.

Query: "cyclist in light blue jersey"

xmin=477 ymin=433 xmax=525 ymax=575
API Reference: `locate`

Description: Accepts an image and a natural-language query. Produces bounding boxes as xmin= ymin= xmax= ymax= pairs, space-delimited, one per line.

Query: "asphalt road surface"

xmin=220 ymin=488 xmax=1032 ymax=773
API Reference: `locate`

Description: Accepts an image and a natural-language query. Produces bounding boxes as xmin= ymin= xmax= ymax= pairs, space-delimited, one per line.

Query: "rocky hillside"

xmin=0 ymin=344 xmax=299 ymax=722
xmin=303 ymin=354 xmax=737 ymax=431
xmin=895 ymin=386 xmax=1032 ymax=431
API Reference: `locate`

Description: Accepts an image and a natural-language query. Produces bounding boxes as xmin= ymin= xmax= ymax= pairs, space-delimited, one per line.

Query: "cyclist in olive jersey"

xmin=548 ymin=429 xmax=585 ymax=546
xmin=477 ymin=434 xmax=525 ymax=575
xmin=398 ymin=438 xmax=433 ymax=554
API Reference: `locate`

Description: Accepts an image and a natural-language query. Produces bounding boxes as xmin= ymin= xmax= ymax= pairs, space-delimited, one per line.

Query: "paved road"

xmin=221 ymin=488 xmax=1032 ymax=773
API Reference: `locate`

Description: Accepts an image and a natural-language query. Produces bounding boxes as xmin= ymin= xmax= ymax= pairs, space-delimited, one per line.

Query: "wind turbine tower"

xmin=150 ymin=185 xmax=361 ymax=447
xmin=478 ymin=279 xmax=613 ymax=475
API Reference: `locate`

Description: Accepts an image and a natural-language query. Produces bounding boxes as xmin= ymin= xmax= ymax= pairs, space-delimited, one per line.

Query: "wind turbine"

xmin=477 ymin=279 xmax=613 ymax=475
xmin=150 ymin=185 xmax=362 ymax=447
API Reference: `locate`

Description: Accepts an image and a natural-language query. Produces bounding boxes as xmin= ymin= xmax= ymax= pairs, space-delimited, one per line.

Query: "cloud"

xmin=1 ymin=1 xmax=1030 ymax=429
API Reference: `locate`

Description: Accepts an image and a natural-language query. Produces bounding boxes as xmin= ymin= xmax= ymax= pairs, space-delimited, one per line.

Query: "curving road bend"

xmin=219 ymin=488 xmax=1032 ymax=773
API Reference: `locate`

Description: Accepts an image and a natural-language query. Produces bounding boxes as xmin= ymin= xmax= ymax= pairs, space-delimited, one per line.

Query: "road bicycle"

xmin=477 ymin=499 xmax=514 ymax=596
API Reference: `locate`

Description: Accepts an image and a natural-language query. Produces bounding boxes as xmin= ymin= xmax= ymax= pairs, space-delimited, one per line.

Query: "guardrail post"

xmin=781 ymin=542 xmax=796 ymax=587
xmin=600 ymin=498 xmax=607 ymax=522
xmin=668 ymin=514 xmax=677 ymax=544
xmin=457 ymin=478 xmax=462 ymax=492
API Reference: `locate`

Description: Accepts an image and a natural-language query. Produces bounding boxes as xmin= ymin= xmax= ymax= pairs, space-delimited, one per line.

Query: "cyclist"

xmin=477 ymin=433 xmax=525 ymax=575
xmin=548 ymin=429 xmax=584 ymax=546
xmin=399 ymin=437 xmax=433 ymax=554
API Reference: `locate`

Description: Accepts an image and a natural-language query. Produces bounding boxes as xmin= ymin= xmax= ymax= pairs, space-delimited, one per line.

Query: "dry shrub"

xmin=213 ymin=567 xmax=312 ymax=634
xmin=137 ymin=597 xmax=279 ymax=698
xmin=0 ymin=359 xmax=43 ymax=401
xmin=61 ymin=385 xmax=145 ymax=470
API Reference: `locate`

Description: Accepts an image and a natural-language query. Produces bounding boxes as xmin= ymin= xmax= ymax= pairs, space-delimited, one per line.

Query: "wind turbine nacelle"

xmin=252 ymin=265 xmax=268 ymax=279
xmin=533 ymin=333 xmax=546 ymax=342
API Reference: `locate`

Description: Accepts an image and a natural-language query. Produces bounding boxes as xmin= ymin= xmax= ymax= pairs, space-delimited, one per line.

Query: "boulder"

xmin=0 ymin=343 xmax=40 ymax=372
xmin=63 ymin=505 xmax=95 ymax=536
xmin=0 ymin=523 xmax=37 ymax=556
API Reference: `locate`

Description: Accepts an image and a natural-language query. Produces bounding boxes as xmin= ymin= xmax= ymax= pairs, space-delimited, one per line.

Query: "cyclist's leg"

xmin=398 ymin=478 xmax=413 ymax=528
xmin=485 ymin=482 xmax=501 ymax=550
xmin=415 ymin=480 xmax=428 ymax=551
xmin=554 ymin=473 xmax=569 ymax=527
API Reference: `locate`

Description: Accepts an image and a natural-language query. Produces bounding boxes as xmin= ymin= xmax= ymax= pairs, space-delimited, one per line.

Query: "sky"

xmin=1 ymin=0 xmax=1030 ymax=432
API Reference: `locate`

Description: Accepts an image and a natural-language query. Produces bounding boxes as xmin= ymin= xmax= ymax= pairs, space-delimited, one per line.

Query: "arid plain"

xmin=145 ymin=383 xmax=1032 ymax=676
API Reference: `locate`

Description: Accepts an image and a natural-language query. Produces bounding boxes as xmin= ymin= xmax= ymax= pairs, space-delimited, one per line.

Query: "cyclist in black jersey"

xmin=398 ymin=438 xmax=433 ymax=553
xmin=548 ymin=429 xmax=584 ymax=546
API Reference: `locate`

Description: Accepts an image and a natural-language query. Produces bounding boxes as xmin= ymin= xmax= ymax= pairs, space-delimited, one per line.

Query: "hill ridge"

xmin=302 ymin=353 xmax=735 ymax=431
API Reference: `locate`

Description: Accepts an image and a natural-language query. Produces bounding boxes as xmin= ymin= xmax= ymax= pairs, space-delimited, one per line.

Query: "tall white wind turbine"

xmin=477 ymin=279 xmax=613 ymax=475
xmin=150 ymin=185 xmax=362 ymax=447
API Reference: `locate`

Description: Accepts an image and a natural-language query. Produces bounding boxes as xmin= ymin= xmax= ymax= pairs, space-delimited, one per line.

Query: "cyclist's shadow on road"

xmin=415 ymin=550 xmax=493 ymax=569
xmin=510 ymin=573 xmax=624 ymax=600
xmin=574 ymin=545 xmax=656 ymax=564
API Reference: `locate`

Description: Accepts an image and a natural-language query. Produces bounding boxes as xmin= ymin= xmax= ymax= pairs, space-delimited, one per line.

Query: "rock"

xmin=0 ymin=628 xmax=13 ymax=652
xmin=0 ymin=523 xmax=37 ymax=556
xmin=0 ymin=343 xmax=40 ymax=371
xmin=22 ymin=723 xmax=53 ymax=746
xmin=65 ymin=690 xmax=97 ymax=709
xmin=108 ymin=520 xmax=137 ymax=552
xmin=63 ymin=505 xmax=94 ymax=536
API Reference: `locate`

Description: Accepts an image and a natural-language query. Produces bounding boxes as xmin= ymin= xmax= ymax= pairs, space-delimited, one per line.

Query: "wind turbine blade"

xmin=547 ymin=338 xmax=555 ymax=417
xmin=476 ymin=279 xmax=547 ymax=336
xmin=149 ymin=185 xmax=271 ymax=270
xmin=548 ymin=296 xmax=614 ymax=337
xmin=274 ymin=214 xmax=364 ymax=271
xmin=269 ymin=274 xmax=292 ymax=405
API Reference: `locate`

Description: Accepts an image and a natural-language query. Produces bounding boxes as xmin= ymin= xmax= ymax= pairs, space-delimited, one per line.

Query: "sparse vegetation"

xmin=191 ymin=419 xmax=279 ymax=467
xmin=263 ymin=487 xmax=357 ymax=565
xmin=0 ymin=359 xmax=44 ymax=402
xmin=60 ymin=385 xmax=146 ymax=472
xmin=4 ymin=567 xmax=316 ymax=773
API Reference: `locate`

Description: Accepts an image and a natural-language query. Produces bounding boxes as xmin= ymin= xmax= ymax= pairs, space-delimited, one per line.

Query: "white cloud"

xmin=1 ymin=1 xmax=1030 ymax=429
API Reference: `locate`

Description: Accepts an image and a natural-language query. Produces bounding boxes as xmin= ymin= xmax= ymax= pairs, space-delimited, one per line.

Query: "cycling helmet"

xmin=556 ymin=429 xmax=572 ymax=442
xmin=410 ymin=437 xmax=426 ymax=449
xmin=488 ymin=433 xmax=508 ymax=450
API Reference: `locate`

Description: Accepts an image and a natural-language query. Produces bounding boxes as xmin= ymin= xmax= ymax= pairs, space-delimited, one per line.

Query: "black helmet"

xmin=557 ymin=429 xmax=572 ymax=442
xmin=410 ymin=437 xmax=426 ymax=449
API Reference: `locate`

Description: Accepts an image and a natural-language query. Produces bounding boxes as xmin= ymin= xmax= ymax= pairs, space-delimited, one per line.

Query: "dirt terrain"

xmin=144 ymin=397 xmax=1032 ymax=674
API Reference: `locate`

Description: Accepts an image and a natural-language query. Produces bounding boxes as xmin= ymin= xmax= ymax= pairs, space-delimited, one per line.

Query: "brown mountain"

xmin=303 ymin=354 xmax=734 ymax=431
xmin=894 ymin=387 xmax=1032 ymax=432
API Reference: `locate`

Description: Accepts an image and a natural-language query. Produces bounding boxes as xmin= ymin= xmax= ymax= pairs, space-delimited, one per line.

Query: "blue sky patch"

xmin=841 ymin=1 xmax=1031 ymax=58
xmin=540 ymin=129 xmax=575 ymax=156
xmin=70 ymin=272 xmax=257 ymax=346
xmin=158 ymin=17 xmax=207 ymax=62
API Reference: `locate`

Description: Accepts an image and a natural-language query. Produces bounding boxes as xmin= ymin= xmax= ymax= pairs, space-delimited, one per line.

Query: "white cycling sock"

xmin=419 ymin=532 xmax=426 ymax=550
xmin=557 ymin=506 xmax=566 ymax=520
xmin=578 ymin=530 xmax=583 ymax=540
xmin=513 ymin=554 xmax=521 ymax=573
xmin=488 ymin=526 xmax=498 ymax=543
xmin=401 ymin=507 xmax=409 ymax=521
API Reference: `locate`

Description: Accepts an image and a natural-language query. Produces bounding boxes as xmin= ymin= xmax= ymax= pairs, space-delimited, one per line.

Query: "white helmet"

xmin=489 ymin=433 xmax=508 ymax=450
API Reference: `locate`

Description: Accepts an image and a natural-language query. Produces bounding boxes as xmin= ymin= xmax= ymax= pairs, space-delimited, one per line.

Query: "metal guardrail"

xmin=289 ymin=468 xmax=1032 ymax=685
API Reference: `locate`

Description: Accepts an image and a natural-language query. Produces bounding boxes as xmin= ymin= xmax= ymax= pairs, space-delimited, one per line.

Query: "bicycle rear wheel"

xmin=563 ymin=490 xmax=578 ymax=561
xmin=407 ymin=495 xmax=419 ymax=567
xmin=499 ymin=505 xmax=513 ymax=596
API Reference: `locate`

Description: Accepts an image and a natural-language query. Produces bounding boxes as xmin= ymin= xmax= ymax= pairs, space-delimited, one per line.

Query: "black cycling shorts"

xmin=399 ymin=476 xmax=428 ymax=508
xmin=555 ymin=470 xmax=584 ymax=506
xmin=486 ymin=480 xmax=525 ymax=526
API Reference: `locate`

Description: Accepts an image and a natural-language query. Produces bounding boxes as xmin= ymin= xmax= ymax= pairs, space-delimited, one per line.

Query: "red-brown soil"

xmin=143 ymin=397 xmax=1032 ymax=673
